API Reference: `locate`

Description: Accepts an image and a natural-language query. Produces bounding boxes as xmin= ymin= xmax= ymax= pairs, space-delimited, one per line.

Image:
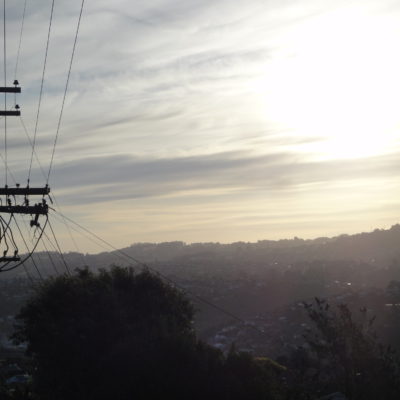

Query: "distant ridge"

xmin=5 ymin=224 xmax=400 ymax=279
xmin=112 ymin=223 xmax=400 ymax=264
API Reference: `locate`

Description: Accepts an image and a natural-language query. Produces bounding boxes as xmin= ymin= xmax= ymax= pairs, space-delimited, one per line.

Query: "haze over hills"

xmin=104 ymin=223 xmax=400 ymax=266
xmin=4 ymin=223 xmax=400 ymax=280
xmin=1 ymin=224 xmax=400 ymax=361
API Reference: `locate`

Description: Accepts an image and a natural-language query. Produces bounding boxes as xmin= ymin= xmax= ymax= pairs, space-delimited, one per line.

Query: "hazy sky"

xmin=2 ymin=0 xmax=400 ymax=253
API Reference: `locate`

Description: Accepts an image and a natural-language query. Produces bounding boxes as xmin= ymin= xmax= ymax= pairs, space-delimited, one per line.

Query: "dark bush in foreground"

xmin=285 ymin=299 xmax=400 ymax=400
xmin=13 ymin=267 xmax=284 ymax=400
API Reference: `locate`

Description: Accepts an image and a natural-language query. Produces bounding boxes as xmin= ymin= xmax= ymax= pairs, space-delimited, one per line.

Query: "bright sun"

xmin=253 ymin=6 xmax=400 ymax=160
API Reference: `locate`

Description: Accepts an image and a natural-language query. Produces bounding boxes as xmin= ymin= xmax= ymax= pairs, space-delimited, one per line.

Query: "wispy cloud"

xmin=37 ymin=150 xmax=400 ymax=206
xmin=2 ymin=0 xmax=400 ymax=251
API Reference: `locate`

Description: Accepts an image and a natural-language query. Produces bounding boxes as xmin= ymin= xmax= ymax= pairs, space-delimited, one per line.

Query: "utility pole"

xmin=0 ymin=81 xmax=50 ymax=262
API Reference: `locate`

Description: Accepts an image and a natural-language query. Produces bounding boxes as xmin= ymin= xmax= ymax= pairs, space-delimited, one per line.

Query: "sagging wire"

xmin=0 ymin=214 xmax=48 ymax=273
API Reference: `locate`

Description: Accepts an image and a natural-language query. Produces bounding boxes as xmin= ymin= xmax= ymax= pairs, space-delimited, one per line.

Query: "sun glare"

xmin=253 ymin=7 xmax=400 ymax=160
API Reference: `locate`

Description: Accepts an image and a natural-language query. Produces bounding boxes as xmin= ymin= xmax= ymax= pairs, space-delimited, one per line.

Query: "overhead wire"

xmin=52 ymin=197 xmax=84 ymax=259
xmin=51 ymin=209 xmax=268 ymax=337
xmin=30 ymin=253 xmax=46 ymax=277
xmin=0 ymin=216 xmax=12 ymax=255
xmin=0 ymin=154 xmax=43 ymax=282
xmin=0 ymin=0 xmax=85 ymax=281
xmin=51 ymin=212 xmax=250 ymax=327
xmin=20 ymin=116 xmax=84 ymax=260
xmin=0 ymin=216 xmax=10 ymax=256
xmin=0 ymin=144 xmax=43 ymax=282
xmin=0 ymin=215 xmax=48 ymax=273
xmin=21 ymin=217 xmax=57 ymax=279
xmin=0 ymin=2 xmax=257 ymax=340
xmin=10 ymin=114 xmax=73 ymax=276
xmin=22 ymin=262 xmax=34 ymax=284
xmin=29 ymin=250 xmax=54 ymax=280
xmin=34 ymin=249 xmax=58 ymax=278
xmin=27 ymin=0 xmax=55 ymax=184
xmin=14 ymin=0 xmax=87 ymax=270
xmin=40 ymin=233 xmax=60 ymax=276
xmin=3 ymin=216 xmax=18 ymax=253
xmin=0 ymin=150 xmax=17 ymax=183
xmin=51 ymin=211 xmax=141 ymax=266
xmin=19 ymin=115 xmax=84 ymax=262
xmin=0 ymin=152 xmax=36 ymax=281
xmin=47 ymin=217 xmax=71 ymax=275
xmin=20 ymin=0 xmax=86 ymax=261
xmin=19 ymin=116 xmax=47 ymax=179
xmin=41 ymin=221 xmax=68 ymax=271
xmin=13 ymin=215 xmax=43 ymax=281
xmin=14 ymin=0 xmax=268 ymax=325
xmin=13 ymin=0 xmax=27 ymax=80
xmin=47 ymin=0 xmax=85 ymax=185
xmin=51 ymin=212 xmax=135 ymax=268
xmin=3 ymin=0 xmax=7 ymax=187
xmin=51 ymin=211 xmax=118 ymax=257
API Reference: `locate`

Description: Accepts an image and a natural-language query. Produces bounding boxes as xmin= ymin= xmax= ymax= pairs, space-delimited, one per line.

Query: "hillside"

xmin=111 ymin=223 xmax=400 ymax=266
xmin=1 ymin=224 xmax=400 ymax=357
xmin=2 ymin=224 xmax=399 ymax=280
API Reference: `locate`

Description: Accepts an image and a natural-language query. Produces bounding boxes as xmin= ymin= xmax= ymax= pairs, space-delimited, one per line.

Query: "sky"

xmin=1 ymin=0 xmax=400 ymax=253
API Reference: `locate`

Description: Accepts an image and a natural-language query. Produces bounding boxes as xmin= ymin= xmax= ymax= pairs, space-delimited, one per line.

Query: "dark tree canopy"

xmin=284 ymin=298 xmax=400 ymax=400
xmin=13 ymin=267 xmax=284 ymax=400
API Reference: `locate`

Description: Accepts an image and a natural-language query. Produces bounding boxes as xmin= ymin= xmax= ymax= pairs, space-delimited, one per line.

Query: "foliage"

xmin=0 ymin=379 xmax=33 ymax=400
xmin=286 ymin=298 xmax=400 ymax=400
xmin=13 ymin=266 xmax=284 ymax=400
xmin=223 ymin=348 xmax=286 ymax=400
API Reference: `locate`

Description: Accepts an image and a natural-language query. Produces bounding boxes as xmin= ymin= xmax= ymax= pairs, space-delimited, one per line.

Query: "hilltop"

xmin=107 ymin=223 xmax=400 ymax=266
xmin=2 ymin=223 xmax=399 ymax=280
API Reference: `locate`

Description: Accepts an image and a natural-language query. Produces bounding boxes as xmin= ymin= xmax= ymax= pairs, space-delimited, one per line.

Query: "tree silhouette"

xmin=13 ymin=266 xmax=284 ymax=400
xmin=296 ymin=299 xmax=400 ymax=400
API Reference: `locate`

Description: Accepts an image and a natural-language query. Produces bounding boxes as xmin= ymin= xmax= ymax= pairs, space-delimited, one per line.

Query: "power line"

xmin=51 ymin=211 xmax=117 ymax=254
xmin=14 ymin=0 xmax=27 ymax=80
xmin=0 ymin=150 xmax=17 ymax=184
xmin=21 ymin=262 xmax=34 ymax=284
xmin=0 ymin=1 xmax=83 ymax=283
xmin=52 ymin=196 xmax=85 ymax=262
xmin=47 ymin=217 xmax=71 ymax=276
xmin=52 ymin=209 xmax=145 ymax=265
xmin=21 ymin=217 xmax=57 ymax=280
xmin=52 ymin=212 xmax=134 ymax=267
xmin=40 ymin=233 xmax=60 ymax=276
xmin=27 ymin=0 xmax=55 ymax=184
xmin=14 ymin=217 xmax=43 ymax=281
xmin=0 ymin=159 xmax=37 ymax=283
xmin=19 ymin=115 xmax=83 ymax=261
xmin=51 ymin=210 xmax=268 ymax=337
xmin=1 ymin=216 xmax=15 ymax=258
xmin=47 ymin=0 xmax=85 ymax=184
xmin=12 ymin=0 xmax=86 ymax=269
xmin=30 ymin=250 xmax=53 ymax=279
xmin=0 ymin=216 xmax=48 ymax=273
xmin=3 ymin=0 xmax=7 ymax=187
xmin=13 ymin=215 xmax=43 ymax=281
xmin=1 ymin=1 xmax=263 ymax=336
xmin=20 ymin=115 xmax=47 ymax=178
xmin=42 ymin=223 xmax=72 ymax=275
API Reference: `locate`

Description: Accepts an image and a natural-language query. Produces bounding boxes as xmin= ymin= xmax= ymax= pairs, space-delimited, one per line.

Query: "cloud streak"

xmin=1 ymin=0 xmax=400 ymax=252
xmin=39 ymin=150 xmax=400 ymax=206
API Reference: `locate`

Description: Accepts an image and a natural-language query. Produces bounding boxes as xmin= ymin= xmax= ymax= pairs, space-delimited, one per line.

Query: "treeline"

xmin=3 ymin=224 xmax=400 ymax=280
xmin=2 ymin=267 xmax=400 ymax=399
xmin=106 ymin=223 xmax=400 ymax=266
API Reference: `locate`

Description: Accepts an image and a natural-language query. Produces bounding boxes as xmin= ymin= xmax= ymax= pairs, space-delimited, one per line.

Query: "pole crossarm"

xmin=0 ymin=256 xmax=20 ymax=262
xmin=0 ymin=186 xmax=50 ymax=196
xmin=0 ymin=86 xmax=21 ymax=93
xmin=0 ymin=110 xmax=20 ymax=116
xmin=0 ymin=204 xmax=48 ymax=215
